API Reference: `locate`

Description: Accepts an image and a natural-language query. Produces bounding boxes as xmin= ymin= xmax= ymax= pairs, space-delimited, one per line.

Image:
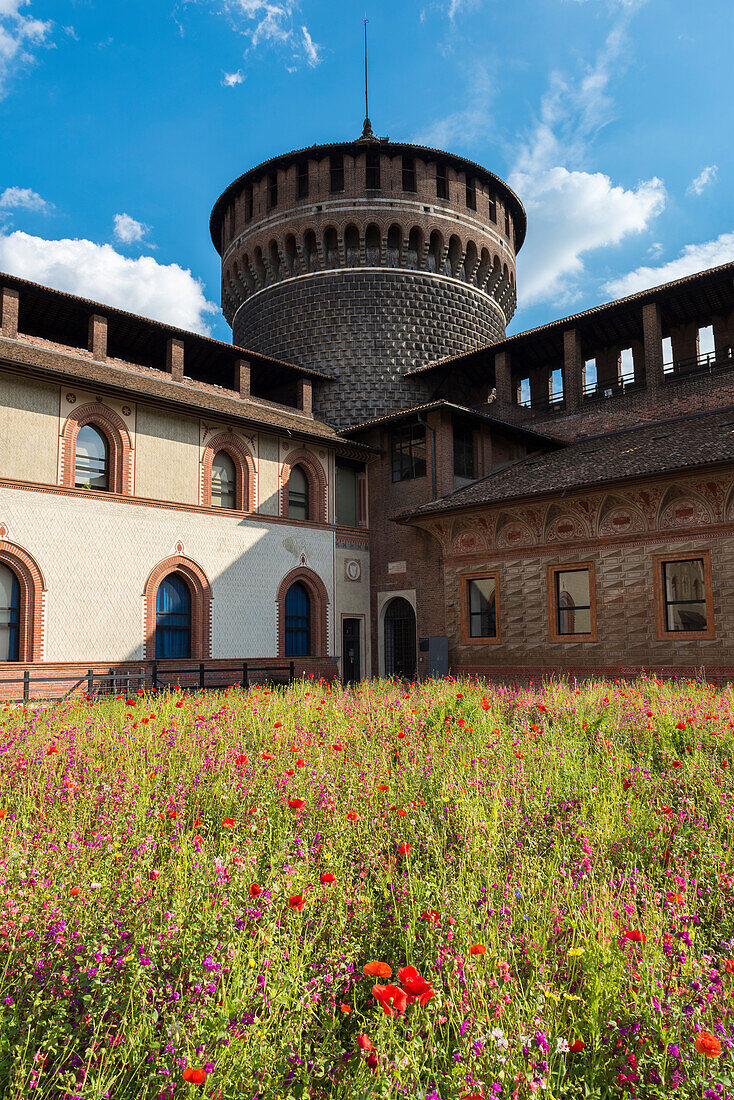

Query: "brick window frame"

xmin=547 ymin=561 xmax=597 ymax=643
xmin=0 ymin=539 xmax=45 ymax=662
xmin=653 ymin=549 xmax=715 ymax=641
xmin=60 ymin=403 xmax=133 ymax=495
xmin=280 ymin=449 xmax=327 ymax=523
xmin=276 ymin=566 xmax=329 ymax=658
xmin=460 ymin=570 xmax=501 ymax=645
xmin=143 ymin=555 xmax=213 ymax=660
xmin=200 ymin=432 xmax=256 ymax=512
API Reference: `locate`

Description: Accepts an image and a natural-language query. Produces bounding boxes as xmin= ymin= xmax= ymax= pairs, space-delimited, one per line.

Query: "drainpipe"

xmin=416 ymin=413 xmax=437 ymax=501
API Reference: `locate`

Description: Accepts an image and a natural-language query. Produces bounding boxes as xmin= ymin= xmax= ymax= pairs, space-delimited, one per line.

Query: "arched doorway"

xmin=384 ymin=597 xmax=417 ymax=680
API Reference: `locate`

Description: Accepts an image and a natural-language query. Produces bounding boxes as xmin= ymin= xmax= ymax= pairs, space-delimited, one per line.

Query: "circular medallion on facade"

xmin=66 ymin=393 xmax=76 ymax=404
xmin=122 ymin=405 xmax=132 ymax=417
xmin=345 ymin=559 xmax=361 ymax=582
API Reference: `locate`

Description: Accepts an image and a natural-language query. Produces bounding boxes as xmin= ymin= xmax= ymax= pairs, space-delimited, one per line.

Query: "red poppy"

xmin=261 ymin=752 xmax=273 ymax=760
xmin=320 ymin=872 xmax=335 ymax=884
xmin=695 ymin=1032 xmax=722 ymax=1058
xmin=221 ymin=817 xmax=235 ymax=828
xmin=462 ymin=1094 xmax=485 ymax=1100
xmin=46 ymin=745 xmax=59 ymax=756
xmin=340 ymin=1003 xmax=352 ymax=1014
xmin=182 ymin=1067 xmax=207 ymax=1084
xmin=569 ymin=1039 xmax=585 ymax=1053
xmin=332 ymin=743 xmax=343 ymax=751
xmin=70 ymin=886 xmax=80 ymax=897
xmin=667 ymin=892 xmax=685 ymax=907
xmin=624 ymin=930 xmax=646 ymax=943
xmin=469 ymin=944 xmax=486 ymax=955
xmin=622 ymin=779 xmax=633 ymax=790
xmin=378 ymin=783 xmax=389 ymax=791
xmin=0 ymin=809 xmax=6 ymax=821
xmin=288 ymin=799 xmax=305 ymax=810
xmin=481 ymin=698 xmax=490 ymax=710
xmin=397 ymin=842 xmax=410 ymax=856
xmin=724 ymin=959 xmax=734 ymax=973
xmin=149 ymin=869 xmax=160 ymax=880
xmin=288 ymin=894 xmax=306 ymax=912
xmin=356 ymin=1034 xmax=373 ymax=1051
xmin=347 ymin=810 xmax=358 ymax=821
xmin=363 ymin=960 xmax=392 ymax=978
xmin=235 ymin=755 xmax=248 ymax=766
xmin=193 ymin=817 xmax=202 ymax=827
xmin=248 ymin=883 xmax=263 ymax=898
xmin=372 ymin=983 xmax=408 ymax=1016
xmin=420 ymin=909 xmax=440 ymax=925
xmin=397 ymin=965 xmax=435 ymax=1005
xmin=672 ymin=760 xmax=683 ymax=769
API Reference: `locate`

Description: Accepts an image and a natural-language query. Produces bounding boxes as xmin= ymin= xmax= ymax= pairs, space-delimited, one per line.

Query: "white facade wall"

xmin=0 ymin=487 xmax=335 ymax=662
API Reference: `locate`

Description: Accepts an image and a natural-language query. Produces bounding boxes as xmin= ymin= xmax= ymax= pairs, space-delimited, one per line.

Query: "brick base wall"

xmin=0 ymin=657 xmax=339 ymax=702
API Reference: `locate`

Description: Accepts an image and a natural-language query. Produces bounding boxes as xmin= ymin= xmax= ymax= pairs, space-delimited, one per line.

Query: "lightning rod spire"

xmin=362 ymin=16 xmax=374 ymax=139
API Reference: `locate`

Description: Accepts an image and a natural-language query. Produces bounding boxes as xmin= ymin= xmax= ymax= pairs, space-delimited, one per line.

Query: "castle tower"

xmin=210 ymin=130 xmax=525 ymax=428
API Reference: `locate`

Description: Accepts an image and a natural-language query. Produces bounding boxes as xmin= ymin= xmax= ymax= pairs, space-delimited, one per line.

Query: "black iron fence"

xmin=151 ymin=661 xmax=296 ymax=691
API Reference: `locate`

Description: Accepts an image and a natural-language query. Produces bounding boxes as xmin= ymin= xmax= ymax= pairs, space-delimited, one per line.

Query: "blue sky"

xmin=0 ymin=0 xmax=731 ymax=342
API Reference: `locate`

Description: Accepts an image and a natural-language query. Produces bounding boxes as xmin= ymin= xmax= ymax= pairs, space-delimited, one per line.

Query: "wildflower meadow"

xmin=0 ymin=675 xmax=731 ymax=1100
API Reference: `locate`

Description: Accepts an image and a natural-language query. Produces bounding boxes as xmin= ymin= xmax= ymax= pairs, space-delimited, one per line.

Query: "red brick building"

xmin=0 ymin=125 xmax=733 ymax=693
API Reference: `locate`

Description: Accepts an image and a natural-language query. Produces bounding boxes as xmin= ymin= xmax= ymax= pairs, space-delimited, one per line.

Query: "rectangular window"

xmin=297 ymin=160 xmax=309 ymax=200
xmin=436 ymin=162 xmax=448 ymax=200
xmin=488 ymin=193 xmax=497 ymax=223
xmin=620 ymin=347 xmax=634 ymax=384
xmin=391 ymin=423 xmax=426 ymax=482
xmin=518 ymin=377 xmax=531 ymax=407
xmin=336 ymin=459 xmax=364 ymax=526
xmin=654 ymin=552 xmax=714 ymax=639
xmin=465 ymin=174 xmax=476 ymax=210
xmin=365 ymin=147 xmax=381 ymax=190
xmin=548 ymin=563 xmax=596 ymax=642
xmin=584 ymin=358 xmax=597 ymax=393
xmin=244 ymin=186 xmax=253 ymax=222
xmin=267 ymin=171 xmax=278 ymax=210
xmin=550 ymin=367 xmax=564 ymax=404
xmin=461 ymin=572 xmax=500 ymax=644
xmin=453 ymin=420 xmax=475 ymax=479
xmin=504 ymin=207 xmax=511 ymax=238
xmin=697 ymin=324 xmax=715 ymax=361
xmin=402 ymin=155 xmax=416 ymax=192
xmin=662 ymin=335 xmax=673 ymax=369
xmin=330 ymin=153 xmax=345 ymax=193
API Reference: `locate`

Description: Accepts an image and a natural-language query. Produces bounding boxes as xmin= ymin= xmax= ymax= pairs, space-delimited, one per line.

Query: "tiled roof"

xmin=400 ymin=407 xmax=734 ymax=517
xmin=341 ymin=400 xmax=563 ymax=444
xmin=405 ymin=259 xmax=734 ymax=376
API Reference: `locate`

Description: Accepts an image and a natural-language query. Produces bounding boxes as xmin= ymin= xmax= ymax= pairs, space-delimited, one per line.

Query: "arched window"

xmin=75 ymin=424 xmax=109 ymax=490
xmin=288 ymin=465 xmax=309 ymax=520
xmin=0 ymin=563 xmax=20 ymax=662
xmin=284 ymin=581 xmax=310 ymax=656
xmin=155 ymin=573 xmax=191 ymax=659
xmin=211 ymin=451 xmax=236 ymax=509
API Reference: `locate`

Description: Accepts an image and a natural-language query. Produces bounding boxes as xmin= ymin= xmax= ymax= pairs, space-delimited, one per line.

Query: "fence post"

xmin=152 ymin=662 xmax=158 ymax=691
xmin=87 ymin=669 xmax=94 ymax=696
xmin=199 ymin=663 xmax=205 ymax=689
xmin=289 ymin=661 xmax=295 ymax=682
xmin=23 ymin=670 xmax=30 ymax=703
xmin=242 ymin=662 xmax=248 ymax=690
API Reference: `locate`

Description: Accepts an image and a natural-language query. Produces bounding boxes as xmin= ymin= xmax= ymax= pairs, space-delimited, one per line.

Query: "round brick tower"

xmin=210 ymin=125 xmax=525 ymax=428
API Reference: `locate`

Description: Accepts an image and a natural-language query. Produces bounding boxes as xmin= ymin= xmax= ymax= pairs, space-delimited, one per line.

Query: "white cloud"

xmin=686 ymin=164 xmax=718 ymax=197
xmin=509 ymin=13 xmax=665 ymax=306
xmin=602 ymin=232 xmax=734 ymax=299
xmin=0 ymin=0 xmax=52 ymax=99
xmin=0 ymin=186 xmax=52 ymax=213
xmin=0 ymin=229 xmax=219 ymax=334
xmin=221 ymin=68 xmax=245 ymax=85
xmin=300 ymin=25 xmax=320 ymax=67
xmin=112 ymin=213 xmax=150 ymax=245
xmin=190 ymin=1 xmax=322 ymax=69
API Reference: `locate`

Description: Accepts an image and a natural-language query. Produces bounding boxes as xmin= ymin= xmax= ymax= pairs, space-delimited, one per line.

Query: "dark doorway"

xmin=342 ymin=618 xmax=361 ymax=684
xmin=384 ymin=597 xmax=417 ymax=680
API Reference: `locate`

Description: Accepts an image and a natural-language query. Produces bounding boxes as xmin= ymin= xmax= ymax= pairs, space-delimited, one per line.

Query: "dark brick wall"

xmin=234 ymin=271 xmax=506 ymax=429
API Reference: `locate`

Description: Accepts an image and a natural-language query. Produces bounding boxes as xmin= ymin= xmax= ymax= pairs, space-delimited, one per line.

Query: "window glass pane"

xmin=436 ymin=164 xmax=448 ymax=200
xmin=698 ymin=325 xmax=715 ymax=357
xmin=391 ymin=425 xmax=426 ymax=482
xmin=75 ymin=425 xmax=108 ymax=490
xmin=468 ymin=577 xmax=496 ymax=638
xmin=0 ymin=564 xmax=19 ymax=661
xmin=556 ymin=569 xmax=591 ymax=635
xmin=155 ymin=574 xmax=191 ymax=659
xmin=330 ymin=154 xmax=344 ymax=192
xmin=285 ymin=581 xmax=310 ymax=656
xmin=620 ymin=347 xmax=634 ymax=383
xmin=453 ymin=421 xmax=475 ymax=478
xmin=365 ymin=148 xmax=380 ymax=190
xmin=663 ymin=559 xmax=707 ymax=632
xmin=288 ymin=465 xmax=309 ymax=520
xmin=336 ymin=466 xmax=358 ymax=527
xmin=212 ymin=451 xmax=236 ymax=508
